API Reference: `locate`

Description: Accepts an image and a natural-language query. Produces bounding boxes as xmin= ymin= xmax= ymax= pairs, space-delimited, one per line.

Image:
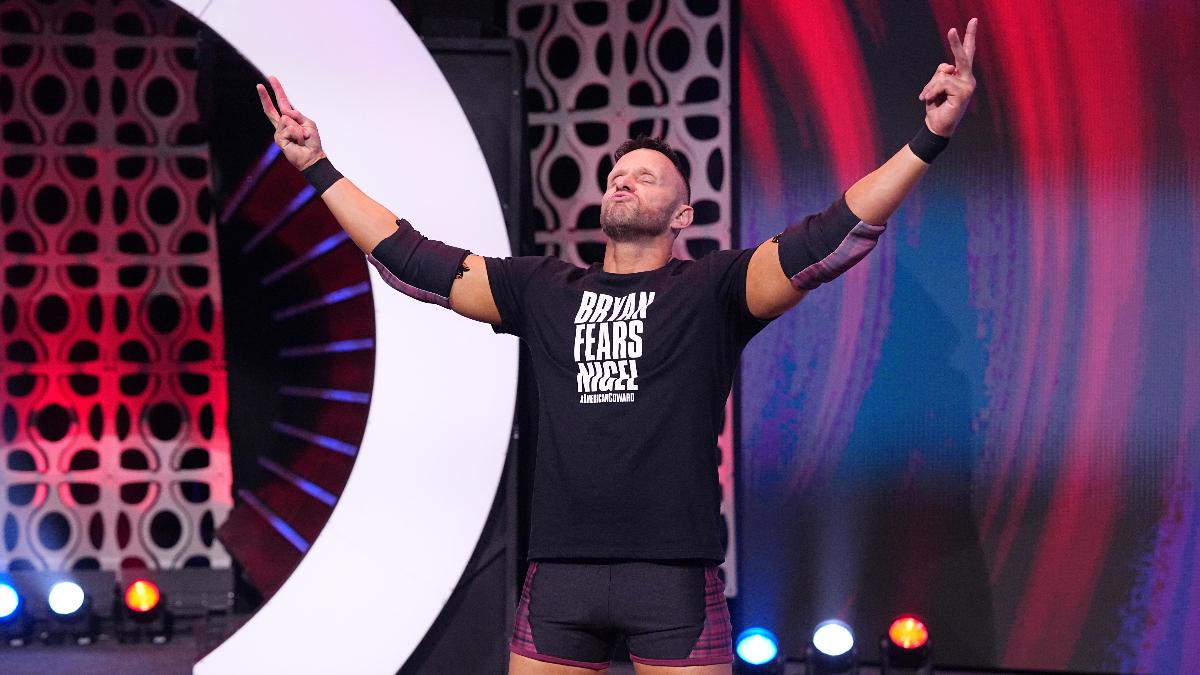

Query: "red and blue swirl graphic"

xmin=737 ymin=2 xmax=1200 ymax=672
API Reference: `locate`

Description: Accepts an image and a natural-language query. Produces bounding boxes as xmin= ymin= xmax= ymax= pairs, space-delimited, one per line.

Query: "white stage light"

xmin=48 ymin=582 xmax=86 ymax=616
xmin=812 ymin=619 xmax=854 ymax=656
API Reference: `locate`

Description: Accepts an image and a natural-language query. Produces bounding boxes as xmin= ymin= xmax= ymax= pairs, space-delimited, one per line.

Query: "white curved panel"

xmin=189 ymin=1 xmax=517 ymax=673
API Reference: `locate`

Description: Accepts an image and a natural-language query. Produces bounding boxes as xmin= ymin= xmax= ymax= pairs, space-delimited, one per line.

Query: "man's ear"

xmin=671 ymin=204 xmax=694 ymax=232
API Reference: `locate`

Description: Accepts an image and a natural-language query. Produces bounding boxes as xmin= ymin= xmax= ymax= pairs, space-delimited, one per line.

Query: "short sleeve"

xmin=483 ymin=255 xmax=567 ymax=337
xmin=700 ymin=248 xmax=775 ymax=346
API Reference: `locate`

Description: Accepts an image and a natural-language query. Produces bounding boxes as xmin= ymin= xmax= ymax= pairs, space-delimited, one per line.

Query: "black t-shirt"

xmin=484 ymin=249 xmax=772 ymax=562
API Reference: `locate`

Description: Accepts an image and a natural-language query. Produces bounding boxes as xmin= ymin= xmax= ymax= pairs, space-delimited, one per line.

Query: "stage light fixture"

xmin=806 ymin=619 xmax=857 ymax=675
xmin=0 ymin=581 xmax=32 ymax=646
xmin=116 ymin=578 xmax=172 ymax=644
xmin=48 ymin=581 xmax=86 ymax=617
xmin=734 ymin=627 xmax=784 ymax=673
xmin=125 ymin=580 xmax=161 ymax=613
xmin=881 ymin=614 xmax=932 ymax=674
xmin=0 ymin=584 xmax=18 ymax=619
xmin=46 ymin=580 xmax=97 ymax=645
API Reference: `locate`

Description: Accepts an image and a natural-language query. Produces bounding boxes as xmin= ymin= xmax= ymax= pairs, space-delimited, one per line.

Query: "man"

xmin=256 ymin=17 xmax=977 ymax=675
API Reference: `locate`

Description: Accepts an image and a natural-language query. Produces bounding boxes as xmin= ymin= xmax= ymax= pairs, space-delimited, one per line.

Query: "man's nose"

xmin=613 ymin=176 xmax=633 ymax=191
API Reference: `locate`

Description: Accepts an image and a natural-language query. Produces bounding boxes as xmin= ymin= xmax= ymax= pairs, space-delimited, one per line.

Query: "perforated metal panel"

xmin=508 ymin=0 xmax=737 ymax=594
xmin=1 ymin=0 xmax=231 ymax=573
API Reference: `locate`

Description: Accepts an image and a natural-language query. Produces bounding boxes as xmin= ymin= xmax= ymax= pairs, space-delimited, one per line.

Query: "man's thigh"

xmin=508 ymin=560 xmax=733 ymax=673
xmin=633 ymin=663 xmax=732 ymax=675
xmin=509 ymin=651 xmax=731 ymax=675
xmin=509 ymin=651 xmax=609 ymax=675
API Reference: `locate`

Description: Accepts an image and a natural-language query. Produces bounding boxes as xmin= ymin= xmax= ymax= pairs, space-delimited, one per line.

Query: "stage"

xmin=1 ymin=0 xmax=1196 ymax=673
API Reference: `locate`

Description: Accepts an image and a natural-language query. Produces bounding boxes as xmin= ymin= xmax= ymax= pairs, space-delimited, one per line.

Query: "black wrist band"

xmin=908 ymin=124 xmax=950 ymax=164
xmin=301 ymin=157 xmax=343 ymax=194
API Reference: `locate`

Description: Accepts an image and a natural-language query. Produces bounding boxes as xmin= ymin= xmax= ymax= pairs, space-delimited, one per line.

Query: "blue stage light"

xmin=1 ymin=580 xmax=32 ymax=646
xmin=48 ymin=581 xmax=86 ymax=616
xmin=736 ymin=627 xmax=780 ymax=665
xmin=0 ymin=583 xmax=19 ymax=619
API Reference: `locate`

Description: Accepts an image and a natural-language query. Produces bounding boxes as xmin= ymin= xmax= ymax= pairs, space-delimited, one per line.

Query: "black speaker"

xmin=424 ymin=38 xmax=533 ymax=257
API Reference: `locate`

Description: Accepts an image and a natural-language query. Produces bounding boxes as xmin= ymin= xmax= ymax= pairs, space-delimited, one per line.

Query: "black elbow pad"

xmin=367 ymin=219 xmax=471 ymax=308
xmin=774 ymin=196 xmax=886 ymax=291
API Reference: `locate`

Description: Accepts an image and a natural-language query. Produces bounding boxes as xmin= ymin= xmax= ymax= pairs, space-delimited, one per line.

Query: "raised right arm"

xmin=256 ymin=76 xmax=501 ymax=325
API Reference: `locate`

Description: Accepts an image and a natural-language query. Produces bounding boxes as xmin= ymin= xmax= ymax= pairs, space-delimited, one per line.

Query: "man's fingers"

xmin=276 ymin=117 xmax=306 ymax=145
xmin=280 ymin=114 xmax=304 ymax=134
xmin=263 ymin=80 xmax=316 ymax=147
xmin=921 ymin=51 xmax=977 ymax=100
xmin=270 ymin=78 xmax=315 ymax=126
xmin=268 ymin=75 xmax=294 ymax=113
xmin=920 ymin=72 xmax=968 ymax=102
xmin=922 ymin=80 xmax=945 ymax=103
xmin=950 ymin=18 xmax=979 ymax=74
xmin=948 ymin=26 xmax=970 ymax=73
xmin=255 ymin=83 xmax=281 ymax=125
xmin=964 ymin=18 xmax=978 ymax=63
xmin=920 ymin=69 xmax=951 ymax=100
xmin=282 ymin=108 xmax=311 ymax=127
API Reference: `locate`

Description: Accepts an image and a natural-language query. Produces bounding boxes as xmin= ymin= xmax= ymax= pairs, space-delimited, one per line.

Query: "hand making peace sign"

xmin=920 ymin=17 xmax=978 ymax=137
xmin=256 ymin=76 xmax=326 ymax=171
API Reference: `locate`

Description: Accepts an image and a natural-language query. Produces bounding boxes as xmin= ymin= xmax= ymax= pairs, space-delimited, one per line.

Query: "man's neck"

xmin=602 ymin=236 xmax=674 ymax=274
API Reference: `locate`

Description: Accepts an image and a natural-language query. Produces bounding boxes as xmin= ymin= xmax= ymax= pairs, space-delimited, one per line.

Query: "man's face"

xmin=600 ymin=148 xmax=687 ymax=242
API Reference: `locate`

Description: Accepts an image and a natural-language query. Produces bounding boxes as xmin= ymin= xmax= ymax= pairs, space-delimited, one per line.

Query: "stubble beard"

xmin=600 ymin=199 xmax=672 ymax=242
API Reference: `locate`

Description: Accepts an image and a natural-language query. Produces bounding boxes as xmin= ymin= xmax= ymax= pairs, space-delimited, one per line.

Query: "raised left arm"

xmin=746 ymin=18 xmax=978 ymax=320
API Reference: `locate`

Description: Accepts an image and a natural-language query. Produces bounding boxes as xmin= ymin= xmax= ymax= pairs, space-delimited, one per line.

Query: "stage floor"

xmin=0 ymin=640 xmax=196 ymax=675
xmin=607 ymin=663 xmax=1036 ymax=675
xmin=0 ymin=635 xmax=1066 ymax=675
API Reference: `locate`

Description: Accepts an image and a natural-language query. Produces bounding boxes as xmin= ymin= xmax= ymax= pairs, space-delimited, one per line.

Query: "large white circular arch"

xmin=177 ymin=1 xmax=518 ymax=672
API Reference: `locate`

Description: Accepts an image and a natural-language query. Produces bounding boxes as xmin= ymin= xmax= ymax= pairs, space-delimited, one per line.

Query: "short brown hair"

xmin=613 ymin=136 xmax=691 ymax=204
